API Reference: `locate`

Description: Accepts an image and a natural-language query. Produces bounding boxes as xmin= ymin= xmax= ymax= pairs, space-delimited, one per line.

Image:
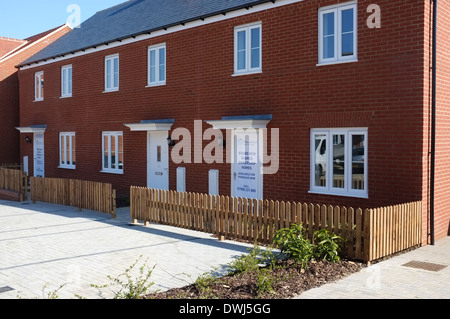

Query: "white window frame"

xmin=104 ymin=54 xmax=119 ymax=92
xmin=59 ymin=132 xmax=76 ymax=169
xmin=102 ymin=131 xmax=124 ymax=174
xmin=318 ymin=2 xmax=357 ymax=65
xmin=34 ymin=71 xmax=44 ymax=101
xmin=233 ymin=22 xmax=262 ymax=75
xmin=310 ymin=128 xmax=368 ymax=198
xmin=147 ymin=43 xmax=166 ymax=87
xmin=61 ymin=65 xmax=72 ymax=98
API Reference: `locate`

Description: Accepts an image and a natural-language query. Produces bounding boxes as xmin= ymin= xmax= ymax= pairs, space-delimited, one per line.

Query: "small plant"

xmin=91 ymin=255 xmax=156 ymax=299
xmin=227 ymin=244 xmax=267 ymax=275
xmin=255 ymin=267 xmax=275 ymax=297
xmin=273 ymin=224 xmax=315 ymax=268
xmin=313 ymin=229 xmax=343 ymax=263
xmin=194 ymin=272 xmax=217 ymax=299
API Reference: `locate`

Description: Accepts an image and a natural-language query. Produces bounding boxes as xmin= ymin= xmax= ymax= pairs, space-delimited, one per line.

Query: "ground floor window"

xmin=59 ymin=132 xmax=76 ymax=169
xmin=310 ymin=128 xmax=367 ymax=198
xmin=102 ymin=131 xmax=124 ymax=174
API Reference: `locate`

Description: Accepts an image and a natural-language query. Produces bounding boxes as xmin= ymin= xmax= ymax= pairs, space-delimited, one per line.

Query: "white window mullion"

xmin=108 ymin=135 xmax=112 ymax=170
xmin=69 ymin=135 xmax=73 ymax=167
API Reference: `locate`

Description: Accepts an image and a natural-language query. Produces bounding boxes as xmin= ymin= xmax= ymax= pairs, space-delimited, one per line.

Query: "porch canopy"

xmin=205 ymin=114 xmax=272 ymax=129
xmin=124 ymin=119 xmax=174 ymax=131
xmin=15 ymin=125 xmax=47 ymax=133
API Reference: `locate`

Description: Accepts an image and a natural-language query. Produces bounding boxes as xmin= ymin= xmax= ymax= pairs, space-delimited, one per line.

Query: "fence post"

xmin=112 ymin=189 xmax=117 ymax=218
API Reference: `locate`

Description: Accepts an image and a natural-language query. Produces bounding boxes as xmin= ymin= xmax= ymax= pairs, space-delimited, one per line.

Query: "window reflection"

xmin=314 ymin=134 xmax=327 ymax=187
xmin=352 ymin=135 xmax=365 ymax=190
xmin=332 ymin=134 xmax=345 ymax=188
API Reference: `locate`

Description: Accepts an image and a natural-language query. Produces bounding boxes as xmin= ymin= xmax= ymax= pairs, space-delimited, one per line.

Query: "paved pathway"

xmin=0 ymin=199 xmax=253 ymax=299
xmin=295 ymin=235 xmax=450 ymax=299
xmin=1 ymin=198 xmax=449 ymax=300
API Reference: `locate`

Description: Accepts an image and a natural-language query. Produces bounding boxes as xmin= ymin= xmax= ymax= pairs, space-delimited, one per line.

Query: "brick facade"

xmin=17 ymin=0 xmax=450 ymax=243
xmin=0 ymin=25 xmax=71 ymax=164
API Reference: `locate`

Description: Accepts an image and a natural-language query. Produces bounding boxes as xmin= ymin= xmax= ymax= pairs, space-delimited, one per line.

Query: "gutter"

xmin=430 ymin=0 xmax=437 ymax=245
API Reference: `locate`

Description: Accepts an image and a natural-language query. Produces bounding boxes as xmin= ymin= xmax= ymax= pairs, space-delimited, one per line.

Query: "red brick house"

xmin=0 ymin=25 xmax=71 ymax=166
xmin=16 ymin=0 xmax=450 ymax=244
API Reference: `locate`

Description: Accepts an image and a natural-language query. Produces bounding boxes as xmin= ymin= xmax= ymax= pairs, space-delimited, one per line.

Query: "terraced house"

xmin=0 ymin=25 xmax=71 ymax=165
xmin=15 ymin=0 xmax=450 ymax=244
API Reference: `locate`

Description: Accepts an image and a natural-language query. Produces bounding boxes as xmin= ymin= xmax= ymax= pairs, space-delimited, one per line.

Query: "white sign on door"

xmin=34 ymin=133 xmax=45 ymax=177
xmin=233 ymin=130 xmax=260 ymax=199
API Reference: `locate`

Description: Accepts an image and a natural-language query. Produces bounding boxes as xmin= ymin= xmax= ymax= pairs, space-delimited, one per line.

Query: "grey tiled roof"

xmin=20 ymin=0 xmax=273 ymax=66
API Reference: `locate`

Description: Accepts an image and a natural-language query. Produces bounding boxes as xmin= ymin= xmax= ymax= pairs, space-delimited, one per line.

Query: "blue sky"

xmin=0 ymin=0 xmax=127 ymax=39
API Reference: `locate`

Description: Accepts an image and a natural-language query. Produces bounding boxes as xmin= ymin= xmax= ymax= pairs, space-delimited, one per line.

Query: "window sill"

xmin=308 ymin=189 xmax=368 ymax=199
xmin=103 ymin=88 xmax=119 ymax=93
xmin=33 ymin=99 xmax=44 ymax=102
xmin=316 ymin=59 xmax=358 ymax=67
xmin=146 ymin=82 xmax=166 ymax=88
xmin=60 ymin=95 xmax=72 ymax=99
xmin=232 ymin=70 xmax=262 ymax=77
xmin=58 ymin=166 xmax=76 ymax=170
xmin=100 ymin=170 xmax=124 ymax=175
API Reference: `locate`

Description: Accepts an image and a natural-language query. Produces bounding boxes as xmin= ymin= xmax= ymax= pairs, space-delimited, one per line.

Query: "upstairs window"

xmin=318 ymin=2 xmax=357 ymax=65
xmin=234 ymin=22 xmax=262 ymax=75
xmin=148 ymin=43 xmax=166 ymax=86
xmin=59 ymin=132 xmax=76 ymax=169
xmin=61 ymin=65 xmax=72 ymax=98
xmin=102 ymin=131 xmax=124 ymax=174
xmin=105 ymin=54 xmax=119 ymax=92
xmin=34 ymin=71 xmax=44 ymax=101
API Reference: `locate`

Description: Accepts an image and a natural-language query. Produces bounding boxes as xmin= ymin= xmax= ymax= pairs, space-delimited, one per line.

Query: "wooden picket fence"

xmin=0 ymin=168 xmax=28 ymax=201
xmin=130 ymin=186 xmax=422 ymax=263
xmin=31 ymin=177 xmax=116 ymax=217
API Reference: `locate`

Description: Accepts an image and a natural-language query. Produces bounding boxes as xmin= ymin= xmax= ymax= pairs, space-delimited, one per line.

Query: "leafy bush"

xmin=273 ymin=224 xmax=344 ymax=267
xmin=313 ymin=229 xmax=343 ymax=262
xmin=272 ymin=224 xmax=315 ymax=268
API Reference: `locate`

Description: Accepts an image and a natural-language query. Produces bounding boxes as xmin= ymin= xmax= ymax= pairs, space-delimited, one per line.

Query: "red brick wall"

xmin=0 ymin=26 xmax=71 ymax=165
xmin=18 ymin=1 xmax=431 ymax=225
xmin=422 ymin=0 xmax=450 ymax=243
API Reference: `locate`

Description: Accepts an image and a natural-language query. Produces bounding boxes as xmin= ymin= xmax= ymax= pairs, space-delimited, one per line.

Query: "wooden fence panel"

xmin=129 ymin=187 xmax=422 ymax=263
xmin=0 ymin=168 xmax=27 ymax=201
xmin=31 ymin=177 xmax=116 ymax=216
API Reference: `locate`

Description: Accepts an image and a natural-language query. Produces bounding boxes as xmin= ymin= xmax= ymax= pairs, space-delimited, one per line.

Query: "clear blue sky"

xmin=0 ymin=0 xmax=127 ymax=39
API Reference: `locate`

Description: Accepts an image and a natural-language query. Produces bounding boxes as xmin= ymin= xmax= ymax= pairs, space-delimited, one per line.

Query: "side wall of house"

xmin=0 ymin=26 xmax=71 ymax=165
xmin=18 ymin=1 xmax=426 ymax=215
xmin=422 ymin=0 xmax=450 ymax=243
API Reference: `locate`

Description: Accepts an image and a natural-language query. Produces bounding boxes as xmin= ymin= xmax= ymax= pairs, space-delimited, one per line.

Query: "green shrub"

xmin=313 ymin=229 xmax=343 ymax=263
xmin=272 ymin=224 xmax=314 ymax=268
xmin=273 ymin=224 xmax=344 ymax=267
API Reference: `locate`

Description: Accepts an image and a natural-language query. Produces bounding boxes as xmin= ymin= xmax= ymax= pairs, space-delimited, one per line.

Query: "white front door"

xmin=33 ymin=133 xmax=45 ymax=177
xmin=147 ymin=131 xmax=169 ymax=190
xmin=232 ymin=129 xmax=262 ymax=199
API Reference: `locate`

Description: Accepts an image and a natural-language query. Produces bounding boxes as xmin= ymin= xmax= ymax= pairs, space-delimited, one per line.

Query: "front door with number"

xmin=147 ymin=131 xmax=169 ymax=190
xmin=232 ymin=129 xmax=261 ymax=199
xmin=33 ymin=133 xmax=45 ymax=177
